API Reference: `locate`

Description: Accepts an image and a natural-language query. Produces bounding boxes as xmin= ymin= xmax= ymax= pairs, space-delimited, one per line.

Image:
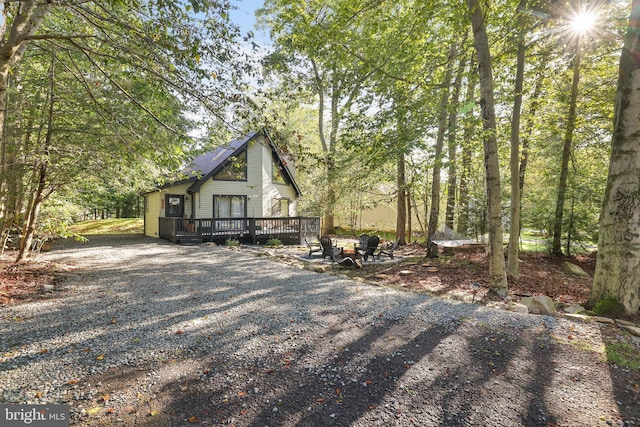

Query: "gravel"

xmin=0 ymin=234 xmax=632 ymax=426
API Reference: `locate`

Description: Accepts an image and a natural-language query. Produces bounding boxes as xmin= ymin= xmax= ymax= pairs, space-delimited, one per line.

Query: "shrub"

xmin=265 ymin=238 xmax=283 ymax=247
xmin=225 ymin=238 xmax=240 ymax=247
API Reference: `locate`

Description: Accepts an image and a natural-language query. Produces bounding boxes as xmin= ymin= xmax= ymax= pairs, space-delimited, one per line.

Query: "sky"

xmin=229 ymin=0 xmax=272 ymax=47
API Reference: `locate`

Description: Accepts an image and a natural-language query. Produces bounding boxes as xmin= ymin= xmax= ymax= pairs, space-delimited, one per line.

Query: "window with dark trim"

xmin=214 ymin=150 xmax=247 ymax=181
xmin=213 ymin=195 xmax=246 ymax=218
xmin=271 ymin=198 xmax=290 ymax=217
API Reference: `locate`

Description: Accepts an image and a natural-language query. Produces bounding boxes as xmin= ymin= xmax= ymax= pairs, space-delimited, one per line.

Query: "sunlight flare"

xmin=570 ymin=10 xmax=598 ymax=35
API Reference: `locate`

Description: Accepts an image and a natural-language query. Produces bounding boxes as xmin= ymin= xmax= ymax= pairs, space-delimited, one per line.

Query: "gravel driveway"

xmin=0 ymin=235 xmax=635 ymax=426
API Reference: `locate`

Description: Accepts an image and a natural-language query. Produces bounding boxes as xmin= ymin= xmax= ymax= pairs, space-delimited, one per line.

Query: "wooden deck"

xmin=158 ymin=216 xmax=321 ymax=245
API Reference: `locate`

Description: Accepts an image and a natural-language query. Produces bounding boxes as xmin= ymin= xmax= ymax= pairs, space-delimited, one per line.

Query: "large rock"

xmin=562 ymin=262 xmax=590 ymax=277
xmin=563 ymin=304 xmax=586 ymax=314
xmin=521 ymin=295 xmax=557 ymax=315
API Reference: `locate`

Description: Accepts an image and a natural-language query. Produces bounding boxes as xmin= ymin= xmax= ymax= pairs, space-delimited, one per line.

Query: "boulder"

xmin=563 ymin=304 xmax=586 ymax=314
xmin=562 ymin=262 xmax=590 ymax=277
xmin=521 ymin=295 xmax=557 ymax=315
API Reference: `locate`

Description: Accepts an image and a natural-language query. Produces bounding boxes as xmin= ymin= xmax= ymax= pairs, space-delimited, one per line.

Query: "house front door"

xmin=165 ymin=194 xmax=185 ymax=217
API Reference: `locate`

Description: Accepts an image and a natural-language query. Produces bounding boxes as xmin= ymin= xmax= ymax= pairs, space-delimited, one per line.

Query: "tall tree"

xmin=552 ymin=29 xmax=584 ymax=255
xmin=507 ymin=1 xmax=528 ymax=277
xmin=426 ymin=41 xmax=457 ymax=258
xmin=467 ymin=0 xmax=508 ymax=296
xmin=587 ymin=0 xmax=640 ymax=315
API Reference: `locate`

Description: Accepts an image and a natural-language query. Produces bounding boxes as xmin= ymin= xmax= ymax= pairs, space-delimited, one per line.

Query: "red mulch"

xmin=0 ymin=259 xmax=59 ymax=305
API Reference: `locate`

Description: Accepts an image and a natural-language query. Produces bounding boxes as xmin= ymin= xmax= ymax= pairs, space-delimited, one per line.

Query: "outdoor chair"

xmin=304 ymin=237 xmax=322 ymax=258
xmin=377 ymin=239 xmax=399 ymax=260
xmin=320 ymin=236 xmax=343 ymax=262
xmin=355 ymin=235 xmax=380 ymax=262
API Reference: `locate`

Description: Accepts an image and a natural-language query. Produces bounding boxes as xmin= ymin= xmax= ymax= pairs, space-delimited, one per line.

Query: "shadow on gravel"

xmin=2 ymin=235 xmax=631 ymax=426
xmin=152 ymin=318 xmax=567 ymax=426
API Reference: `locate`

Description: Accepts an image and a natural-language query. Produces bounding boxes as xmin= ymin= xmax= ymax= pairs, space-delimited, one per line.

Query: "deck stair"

xmin=179 ymin=235 xmax=203 ymax=245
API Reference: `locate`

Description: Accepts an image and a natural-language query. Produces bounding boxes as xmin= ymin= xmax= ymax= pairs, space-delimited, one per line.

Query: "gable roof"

xmin=180 ymin=129 xmax=301 ymax=197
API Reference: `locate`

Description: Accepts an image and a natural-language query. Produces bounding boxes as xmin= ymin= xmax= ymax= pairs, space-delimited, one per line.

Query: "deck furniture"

xmin=320 ymin=236 xmax=343 ymax=262
xmin=355 ymin=235 xmax=380 ymax=262
xmin=304 ymin=238 xmax=322 ymax=258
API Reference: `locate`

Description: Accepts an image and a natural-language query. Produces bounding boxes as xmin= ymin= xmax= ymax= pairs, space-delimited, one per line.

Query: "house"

xmin=143 ymin=129 xmax=319 ymax=245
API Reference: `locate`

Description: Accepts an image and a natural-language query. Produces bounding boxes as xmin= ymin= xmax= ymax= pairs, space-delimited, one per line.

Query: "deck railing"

xmin=158 ymin=216 xmax=321 ymax=245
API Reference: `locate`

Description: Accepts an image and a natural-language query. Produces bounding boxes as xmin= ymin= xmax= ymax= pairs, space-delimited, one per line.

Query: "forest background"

xmin=0 ymin=1 xmax=637 ymax=312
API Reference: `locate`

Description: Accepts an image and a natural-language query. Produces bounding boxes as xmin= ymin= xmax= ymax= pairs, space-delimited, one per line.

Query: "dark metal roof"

xmin=145 ymin=130 xmax=302 ymax=197
xmin=186 ymin=129 xmax=302 ymax=197
xmin=184 ymin=131 xmax=260 ymax=179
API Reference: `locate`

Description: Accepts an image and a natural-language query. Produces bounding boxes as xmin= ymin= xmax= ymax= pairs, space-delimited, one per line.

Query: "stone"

xmin=564 ymin=304 xmax=586 ymax=314
xmin=593 ymin=316 xmax=615 ymax=325
xmin=615 ymin=319 xmax=636 ymax=327
xmin=507 ymin=302 xmax=529 ymax=314
xmin=486 ymin=301 xmax=508 ymax=311
xmin=562 ymin=262 xmax=590 ymax=277
xmin=399 ymin=270 xmax=412 ymax=276
xmin=564 ymin=313 xmax=593 ymax=323
xmin=521 ymin=295 xmax=557 ymax=315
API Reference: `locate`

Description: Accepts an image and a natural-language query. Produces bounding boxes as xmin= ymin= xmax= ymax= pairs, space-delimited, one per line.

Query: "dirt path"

xmin=1 ymin=235 xmax=638 ymax=426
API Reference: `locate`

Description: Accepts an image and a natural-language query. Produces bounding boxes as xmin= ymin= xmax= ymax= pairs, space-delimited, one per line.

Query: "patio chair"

xmin=320 ymin=236 xmax=343 ymax=262
xmin=355 ymin=235 xmax=380 ymax=262
xmin=304 ymin=237 xmax=322 ymax=258
xmin=377 ymin=239 xmax=399 ymax=260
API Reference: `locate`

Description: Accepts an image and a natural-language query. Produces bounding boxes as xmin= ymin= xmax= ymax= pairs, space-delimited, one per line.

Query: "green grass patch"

xmin=68 ymin=218 xmax=143 ymax=235
xmin=605 ymin=341 xmax=640 ymax=371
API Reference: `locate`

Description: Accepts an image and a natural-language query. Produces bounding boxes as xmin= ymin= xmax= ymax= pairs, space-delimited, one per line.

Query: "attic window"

xmin=272 ymin=156 xmax=286 ymax=185
xmin=214 ymin=149 xmax=247 ymax=181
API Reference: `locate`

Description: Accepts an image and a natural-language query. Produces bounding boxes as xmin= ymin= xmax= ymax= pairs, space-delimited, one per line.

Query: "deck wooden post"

xmin=249 ymin=218 xmax=257 ymax=245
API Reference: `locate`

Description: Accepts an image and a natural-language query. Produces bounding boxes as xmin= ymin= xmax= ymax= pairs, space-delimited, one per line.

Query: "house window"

xmin=165 ymin=194 xmax=184 ymax=218
xmin=214 ymin=195 xmax=246 ymax=218
xmin=272 ymin=156 xmax=286 ymax=185
xmin=271 ymin=198 xmax=290 ymax=217
xmin=214 ymin=150 xmax=247 ymax=181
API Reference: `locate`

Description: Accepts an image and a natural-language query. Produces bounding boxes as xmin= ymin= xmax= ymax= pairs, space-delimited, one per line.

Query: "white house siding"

xmin=260 ymin=141 xmax=297 ymax=217
xmin=143 ymin=182 xmax=193 ymax=237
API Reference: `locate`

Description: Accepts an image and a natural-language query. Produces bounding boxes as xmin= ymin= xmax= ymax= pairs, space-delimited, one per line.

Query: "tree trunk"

xmin=519 ymin=76 xmax=543 ymax=198
xmin=0 ymin=2 xmax=52 ymax=192
xmin=587 ymin=1 xmax=640 ymax=315
xmin=457 ymin=60 xmax=477 ymax=237
xmin=467 ymin=0 xmax=508 ymax=297
xmin=16 ymin=53 xmax=56 ymax=262
xmin=396 ymin=151 xmax=407 ymax=245
xmin=406 ymin=191 xmax=412 ymax=243
xmin=445 ymin=54 xmax=466 ymax=231
xmin=507 ymin=1 xmax=527 ymax=278
xmin=552 ymin=38 xmax=582 ymax=255
xmin=426 ymin=42 xmax=456 ymax=258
